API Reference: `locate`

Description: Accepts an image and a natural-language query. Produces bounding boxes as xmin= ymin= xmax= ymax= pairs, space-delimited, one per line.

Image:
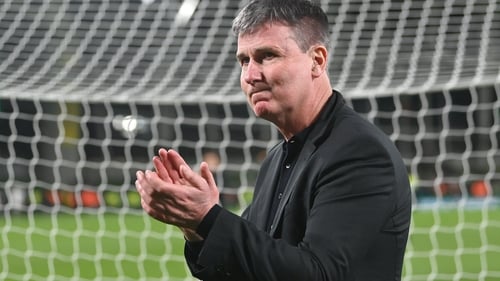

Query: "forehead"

xmin=236 ymin=23 xmax=298 ymax=54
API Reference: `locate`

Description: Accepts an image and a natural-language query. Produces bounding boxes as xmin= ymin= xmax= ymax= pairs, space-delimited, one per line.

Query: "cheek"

xmin=271 ymin=66 xmax=300 ymax=88
xmin=239 ymin=73 xmax=251 ymax=94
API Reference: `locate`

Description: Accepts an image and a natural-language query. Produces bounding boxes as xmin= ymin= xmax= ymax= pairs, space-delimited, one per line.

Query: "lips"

xmin=249 ymin=89 xmax=269 ymax=104
xmin=249 ymin=86 xmax=270 ymax=97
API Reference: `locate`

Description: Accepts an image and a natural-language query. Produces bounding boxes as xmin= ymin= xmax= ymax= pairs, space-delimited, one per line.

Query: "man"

xmin=135 ymin=0 xmax=412 ymax=280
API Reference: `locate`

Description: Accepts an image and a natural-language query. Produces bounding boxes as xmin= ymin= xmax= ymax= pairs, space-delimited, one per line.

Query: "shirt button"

xmin=285 ymin=163 xmax=291 ymax=168
xmin=278 ymin=193 xmax=283 ymax=199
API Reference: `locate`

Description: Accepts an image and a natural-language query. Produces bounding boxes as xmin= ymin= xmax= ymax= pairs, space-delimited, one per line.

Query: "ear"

xmin=310 ymin=45 xmax=328 ymax=77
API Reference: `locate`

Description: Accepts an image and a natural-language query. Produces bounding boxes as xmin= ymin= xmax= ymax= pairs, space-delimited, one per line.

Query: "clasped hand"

xmin=135 ymin=148 xmax=220 ymax=239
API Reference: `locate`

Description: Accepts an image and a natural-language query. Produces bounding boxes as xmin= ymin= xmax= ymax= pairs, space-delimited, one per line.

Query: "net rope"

xmin=0 ymin=0 xmax=500 ymax=280
xmin=0 ymin=0 xmax=498 ymax=101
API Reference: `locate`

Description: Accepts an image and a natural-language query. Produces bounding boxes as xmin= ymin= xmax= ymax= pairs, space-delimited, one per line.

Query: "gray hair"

xmin=232 ymin=0 xmax=330 ymax=52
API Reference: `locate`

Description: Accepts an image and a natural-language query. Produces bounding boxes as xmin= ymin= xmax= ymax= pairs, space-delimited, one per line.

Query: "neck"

xmin=279 ymin=83 xmax=333 ymax=140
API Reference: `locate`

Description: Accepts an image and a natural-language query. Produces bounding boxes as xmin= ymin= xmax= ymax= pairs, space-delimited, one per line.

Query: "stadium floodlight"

xmin=174 ymin=0 xmax=199 ymax=27
xmin=112 ymin=115 xmax=149 ymax=139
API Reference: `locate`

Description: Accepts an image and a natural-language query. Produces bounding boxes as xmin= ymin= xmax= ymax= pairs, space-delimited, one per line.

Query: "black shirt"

xmin=265 ymin=128 xmax=311 ymax=232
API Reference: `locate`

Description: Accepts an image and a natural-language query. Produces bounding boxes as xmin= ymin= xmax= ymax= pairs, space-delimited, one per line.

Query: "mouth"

xmin=248 ymin=87 xmax=270 ymax=98
xmin=250 ymin=90 xmax=269 ymax=105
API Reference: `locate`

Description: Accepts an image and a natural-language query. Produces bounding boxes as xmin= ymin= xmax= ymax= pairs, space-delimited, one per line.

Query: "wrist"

xmin=196 ymin=204 xmax=222 ymax=239
xmin=181 ymin=227 xmax=204 ymax=242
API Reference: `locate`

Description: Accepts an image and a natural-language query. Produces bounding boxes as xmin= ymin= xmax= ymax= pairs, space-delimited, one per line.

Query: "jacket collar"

xmin=269 ymin=90 xmax=344 ymax=236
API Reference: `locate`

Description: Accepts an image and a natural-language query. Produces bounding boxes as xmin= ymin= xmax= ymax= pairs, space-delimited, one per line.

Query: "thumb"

xmin=200 ymin=162 xmax=218 ymax=192
xmin=199 ymin=162 xmax=220 ymax=204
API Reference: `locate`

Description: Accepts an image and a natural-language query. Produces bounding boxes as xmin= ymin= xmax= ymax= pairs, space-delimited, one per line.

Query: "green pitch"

xmin=1 ymin=208 xmax=500 ymax=280
xmin=404 ymin=207 xmax=500 ymax=281
xmin=0 ymin=211 xmax=191 ymax=281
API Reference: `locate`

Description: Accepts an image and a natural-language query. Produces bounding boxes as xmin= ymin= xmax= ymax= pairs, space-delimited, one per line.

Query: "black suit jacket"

xmin=185 ymin=92 xmax=412 ymax=281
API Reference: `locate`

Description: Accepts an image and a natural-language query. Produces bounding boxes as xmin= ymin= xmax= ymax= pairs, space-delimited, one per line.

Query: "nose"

xmin=242 ymin=60 xmax=262 ymax=85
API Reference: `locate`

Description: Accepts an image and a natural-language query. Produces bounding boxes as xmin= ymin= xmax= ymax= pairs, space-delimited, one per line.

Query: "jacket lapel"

xmin=268 ymin=91 xmax=343 ymax=237
xmin=269 ymin=141 xmax=316 ymax=236
xmin=246 ymin=149 xmax=282 ymax=231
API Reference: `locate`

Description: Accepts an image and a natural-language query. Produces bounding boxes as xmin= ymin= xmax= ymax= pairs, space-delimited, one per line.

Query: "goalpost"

xmin=0 ymin=0 xmax=499 ymax=280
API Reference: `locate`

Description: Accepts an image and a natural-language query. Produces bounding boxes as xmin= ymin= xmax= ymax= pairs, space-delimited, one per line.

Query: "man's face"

xmin=236 ymin=23 xmax=314 ymax=125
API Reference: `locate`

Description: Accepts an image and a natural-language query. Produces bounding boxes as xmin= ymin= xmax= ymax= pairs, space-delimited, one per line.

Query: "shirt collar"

xmin=286 ymin=92 xmax=335 ymax=145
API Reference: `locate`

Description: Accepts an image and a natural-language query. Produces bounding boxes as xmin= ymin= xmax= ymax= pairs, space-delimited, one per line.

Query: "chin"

xmin=253 ymin=110 xmax=273 ymax=123
xmin=252 ymin=104 xmax=266 ymax=117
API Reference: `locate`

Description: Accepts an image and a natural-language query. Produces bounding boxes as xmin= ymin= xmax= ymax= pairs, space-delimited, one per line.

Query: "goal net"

xmin=0 ymin=0 xmax=499 ymax=280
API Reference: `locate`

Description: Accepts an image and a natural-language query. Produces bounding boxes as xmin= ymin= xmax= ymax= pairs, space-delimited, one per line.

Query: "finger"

xmin=135 ymin=170 xmax=144 ymax=182
xmin=158 ymin=148 xmax=170 ymax=172
xmin=135 ymin=170 xmax=145 ymax=192
xmin=200 ymin=162 xmax=220 ymax=204
xmin=136 ymin=175 xmax=153 ymax=204
xmin=167 ymin=150 xmax=190 ymax=172
xmin=153 ymin=156 xmax=172 ymax=183
xmin=200 ymin=162 xmax=217 ymax=191
xmin=145 ymin=169 xmax=183 ymax=197
xmin=178 ymin=164 xmax=208 ymax=190
xmin=158 ymin=147 xmax=168 ymax=159
xmin=136 ymin=170 xmax=157 ymax=196
xmin=160 ymin=149 xmax=183 ymax=183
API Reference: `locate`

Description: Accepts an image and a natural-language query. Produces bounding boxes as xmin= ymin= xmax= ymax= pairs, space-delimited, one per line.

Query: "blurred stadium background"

xmin=0 ymin=0 xmax=499 ymax=280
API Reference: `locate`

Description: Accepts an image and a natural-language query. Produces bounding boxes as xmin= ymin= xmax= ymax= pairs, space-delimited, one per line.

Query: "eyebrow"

xmin=236 ymin=46 xmax=281 ymax=61
xmin=235 ymin=52 xmax=247 ymax=62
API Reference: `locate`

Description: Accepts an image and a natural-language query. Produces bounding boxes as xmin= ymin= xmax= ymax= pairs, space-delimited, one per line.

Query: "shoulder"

xmin=313 ymin=103 xmax=403 ymax=172
xmin=326 ymin=104 xmax=389 ymax=150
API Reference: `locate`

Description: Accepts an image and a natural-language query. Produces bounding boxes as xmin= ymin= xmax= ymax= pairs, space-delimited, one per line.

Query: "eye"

xmin=263 ymin=52 xmax=276 ymax=60
xmin=238 ymin=56 xmax=250 ymax=66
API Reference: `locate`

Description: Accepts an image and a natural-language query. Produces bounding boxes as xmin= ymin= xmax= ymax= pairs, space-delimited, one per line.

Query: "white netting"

xmin=0 ymin=0 xmax=499 ymax=280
